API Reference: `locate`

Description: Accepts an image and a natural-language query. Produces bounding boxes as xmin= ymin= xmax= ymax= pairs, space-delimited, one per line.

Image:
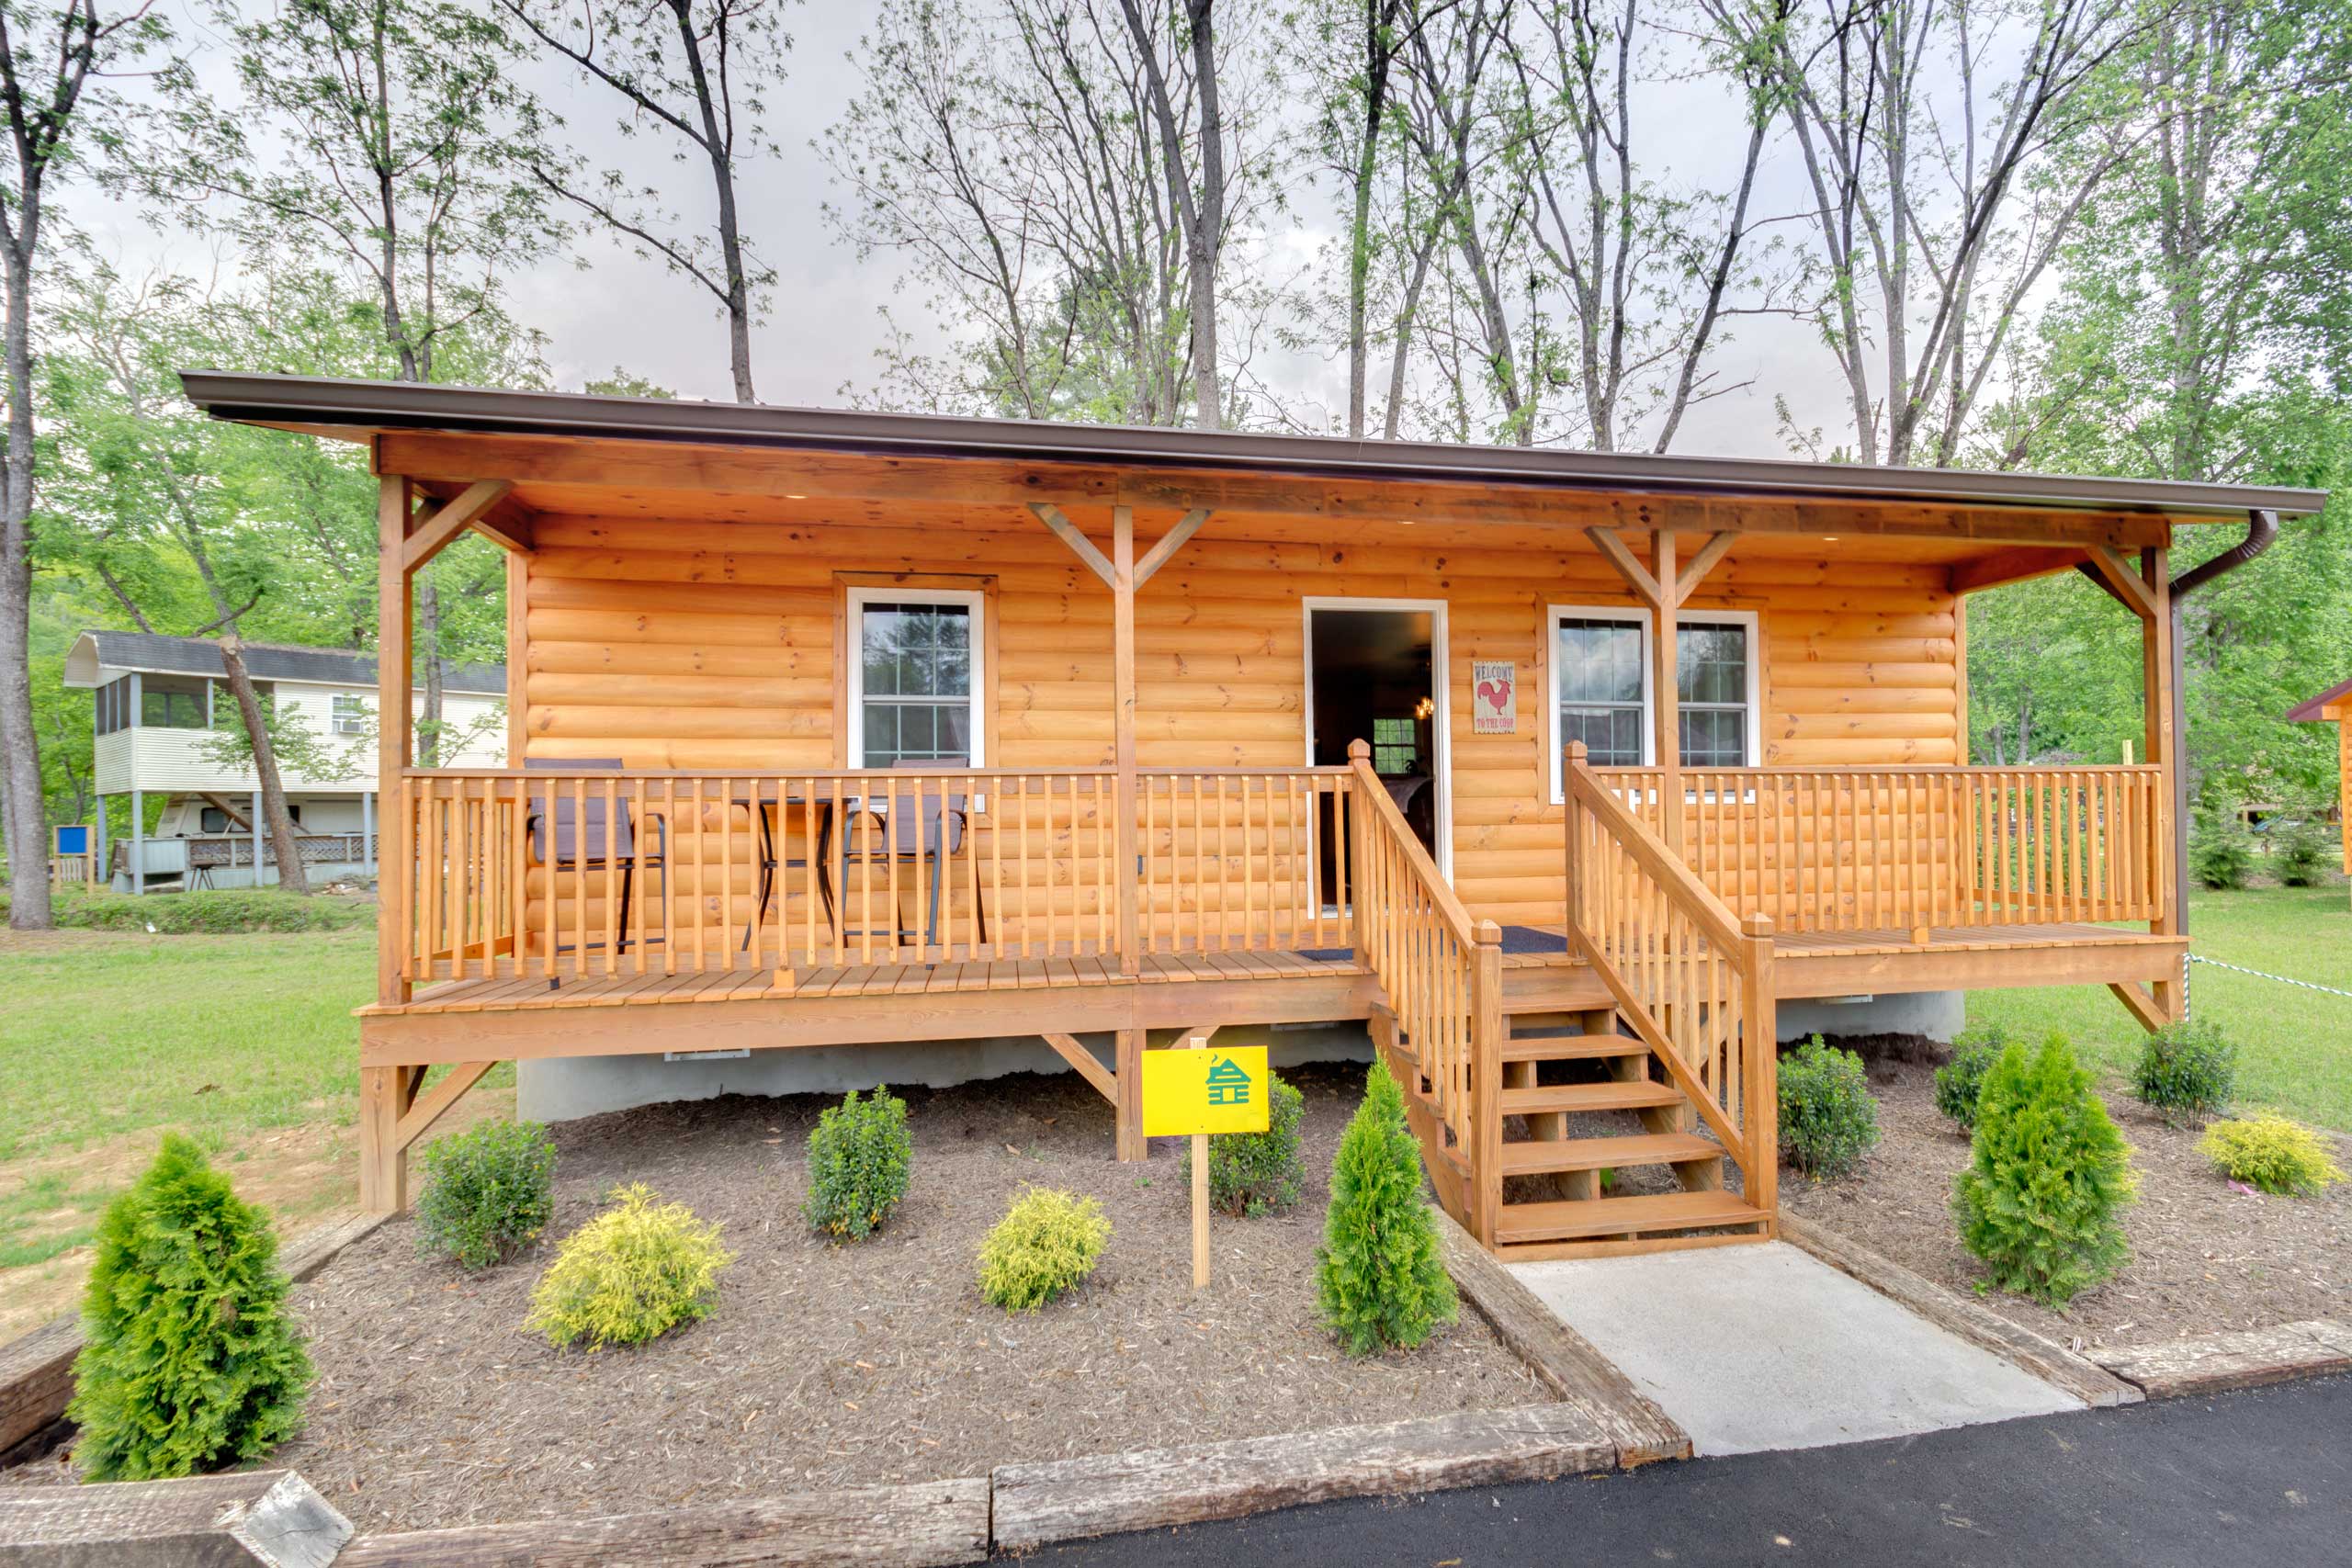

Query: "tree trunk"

xmin=1184 ymin=0 xmax=1226 ymax=431
xmin=219 ymin=636 xmax=310 ymax=896
xmin=1 ymin=238 xmax=51 ymax=929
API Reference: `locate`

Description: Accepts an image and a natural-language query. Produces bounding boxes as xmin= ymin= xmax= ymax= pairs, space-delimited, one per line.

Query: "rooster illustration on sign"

xmin=1477 ymin=673 xmax=1512 ymax=714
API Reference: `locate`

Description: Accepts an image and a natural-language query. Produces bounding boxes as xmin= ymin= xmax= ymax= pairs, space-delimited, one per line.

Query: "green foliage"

xmin=976 ymin=1189 xmax=1110 ymax=1311
xmin=1776 ymin=1036 xmax=1881 ymax=1179
xmin=2272 ymin=817 xmax=2333 ymax=887
xmin=1316 ymin=1061 xmax=1457 ymax=1355
xmin=414 ymin=1119 xmax=558 ymax=1269
xmin=18 ymin=889 xmax=377 ymax=934
xmin=66 ymin=1135 xmax=312 ymax=1482
xmin=2189 ymin=808 xmax=2256 ymax=890
xmin=2131 ymin=1017 xmax=2238 ymax=1125
xmin=1181 ymin=1071 xmax=1306 ymax=1216
xmin=526 ymin=1185 xmax=733 ymax=1349
xmin=803 ymin=1086 xmax=912 ymax=1241
xmin=1935 ymin=1025 xmax=2011 ymax=1131
xmin=2198 ymin=1114 xmax=2346 ymax=1197
xmin=1952 ymin=1037 xmax=2136 ymax=1305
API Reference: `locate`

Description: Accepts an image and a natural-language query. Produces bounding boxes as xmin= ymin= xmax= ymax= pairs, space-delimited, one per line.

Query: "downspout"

xmin=2164 ymin=508 xmax=2280 ymax=1015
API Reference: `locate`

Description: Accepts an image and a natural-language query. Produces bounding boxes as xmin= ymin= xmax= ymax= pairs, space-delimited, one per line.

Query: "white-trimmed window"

xmin=1547 ymin=606 xmax=1760 ymax=799
xmin=847 ymin=588 xmax=986 ymax=768
xmin=332 ymin=694 xmax=371 ymax=736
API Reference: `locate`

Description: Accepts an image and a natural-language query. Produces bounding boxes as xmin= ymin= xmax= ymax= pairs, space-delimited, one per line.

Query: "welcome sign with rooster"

xmin=1472 ymin=660 xmax=1516 ymax=733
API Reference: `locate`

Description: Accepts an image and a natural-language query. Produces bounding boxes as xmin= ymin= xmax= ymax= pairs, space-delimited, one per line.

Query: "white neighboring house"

xmin=64 ymin=630 xmax=505 ymax=892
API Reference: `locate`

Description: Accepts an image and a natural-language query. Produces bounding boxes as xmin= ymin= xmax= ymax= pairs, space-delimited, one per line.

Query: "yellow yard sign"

xmin=1141 ymin=1046 xmax=1271 ymax=1137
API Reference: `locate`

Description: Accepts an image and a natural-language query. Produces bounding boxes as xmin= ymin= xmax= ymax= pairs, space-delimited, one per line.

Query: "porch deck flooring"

xmin=373 ymin=945 xmax=1363 ymax=1017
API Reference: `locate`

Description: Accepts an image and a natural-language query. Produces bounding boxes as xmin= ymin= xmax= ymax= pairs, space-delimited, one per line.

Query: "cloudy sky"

xmin=84 ymin=1 xmax=1939 ymax=462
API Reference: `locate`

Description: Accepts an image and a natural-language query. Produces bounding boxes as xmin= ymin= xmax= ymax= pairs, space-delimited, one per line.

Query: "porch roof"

xmin=179 ymin=371 xmax=2325 ymax=525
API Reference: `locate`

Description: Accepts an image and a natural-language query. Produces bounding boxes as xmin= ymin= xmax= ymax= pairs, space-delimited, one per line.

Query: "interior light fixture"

xmin=1413 ymin=695 xmax=1436 ymax=721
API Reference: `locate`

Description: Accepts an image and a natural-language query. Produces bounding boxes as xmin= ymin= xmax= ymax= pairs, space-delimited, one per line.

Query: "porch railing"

xmin=1347 ymin=742 xmax=1504 ymax=1242
xmin=1566 ymin=745 xmax=1777 ymax=1216
xmin=1594 ymin=764 xmax=2165 ymax=936
xmin=394 ymin=765 xmax=1363 ymax=985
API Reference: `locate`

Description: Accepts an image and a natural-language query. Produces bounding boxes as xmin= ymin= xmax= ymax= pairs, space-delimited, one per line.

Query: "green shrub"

xmin=977 ymin=1189 xmax=1110 ymax=1311
xmin=1181 ymin=1071 xmax=1306 ymax=1216
xmin=414 ymin=1119 xmax=558 ymax=1269
xmin=2188 ymin=808 xmax=2254 ymax=890
xmin=1316 ymin=1061 xmax=1457 ymax=1355
xmin=526 ymin=1185 xmax=733 ymax=1349
xmin=803 ymin=1086 xmax=912 ymax=1241
xmin=2199 ymin=1114 xmax=2347 ymax=1197
xmin=2130 ymin=1017 xmax=2236 ymax=1125
xmin=1934 ymin=1026 xmax=2010 ymax=1131
xmin=1952 ymin=1036 xmax=2136 ymax=1305
xmin=2272 ymin=818 xmax=2333 ymax=887
xmin=48 ymin=889 xmax=376 ymax=934
xmin=66 ymin=1135 xmax=312 ymax=1481
xmin=1776 ymin=1036 xmax=1881 ymax=1179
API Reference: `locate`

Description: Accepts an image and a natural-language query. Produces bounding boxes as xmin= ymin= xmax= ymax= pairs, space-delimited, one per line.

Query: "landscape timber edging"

xmin=1431 ymin=1208 xmax=1693 ymax=1463
xmin=1775 ymin=1211 xmax=2143 ymax=1408
xmin=0 ymin=1209 xmax=389 ymax=1462
xmin=2091 ymin=1318 xmax=2352 ymax=1400
xmin=988 ymin=1401 xmax=1614 ymax=1551
xmin=0 ymin=1468 xmax=353 ymax=1566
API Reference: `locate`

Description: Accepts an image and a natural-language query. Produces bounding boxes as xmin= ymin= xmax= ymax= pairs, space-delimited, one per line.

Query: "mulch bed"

xmin=3 ymin=1063 xmax=1533 ymax=1532
xmin=1780 ymin=1055 xmax=2352 ymax=1351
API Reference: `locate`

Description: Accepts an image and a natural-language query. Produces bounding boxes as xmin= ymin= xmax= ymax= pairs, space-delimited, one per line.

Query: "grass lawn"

xmin=0 ymin=897 xmax=511 ymax=1337
xmin=1968 ymin=883 xmax=2352 ymax=1133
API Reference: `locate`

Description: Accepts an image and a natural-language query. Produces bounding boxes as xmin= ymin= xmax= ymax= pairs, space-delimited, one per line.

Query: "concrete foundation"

xmin=1778 ymin=988 xmax=1963 ymax=1044
xmin=517 ymin=1021 xmax=1374 ymax=1124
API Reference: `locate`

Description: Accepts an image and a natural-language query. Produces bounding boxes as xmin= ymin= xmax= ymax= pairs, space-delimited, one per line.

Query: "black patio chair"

xmin=834 ymin=787 xmax=987 ymax=951
xmin=526 ymin=758 xmax=667 ymax=971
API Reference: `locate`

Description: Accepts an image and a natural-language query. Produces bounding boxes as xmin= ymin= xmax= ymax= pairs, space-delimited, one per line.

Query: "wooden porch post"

xmin=1654 ymin=530 xmax=1681 ymax=854
xmin=2143 ymin=546 xmax=2183 ymax=1021
xmin=365 ymin=474 xmax=419 ymax=1216
xmin=1113 ymin=506 xmax=1141 ymax=978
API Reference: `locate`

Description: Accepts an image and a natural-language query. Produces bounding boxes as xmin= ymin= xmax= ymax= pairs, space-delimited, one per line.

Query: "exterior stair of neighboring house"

xmin=1487 ymin=1004 xmax=1770 ymax=1257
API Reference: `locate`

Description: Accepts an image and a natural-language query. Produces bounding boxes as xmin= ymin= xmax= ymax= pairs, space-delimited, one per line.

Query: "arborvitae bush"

xmin=2199 ymin=1115 xmax=2346 ymax=1197
xmin=976 ymin=1189 xmax=1110 ymax=1311
xmin=1777 ymin=1036 xmax=1881 ymax=1179
xmin=803 ymin=1086 xmax=912 ymax=1241
xmin=2130 ymin=1018 xmax=2237 ymax=1126
xmin=2274 ymin=818 xmax=2332 ymax=887
xmin=1182 ymin=1071 xmax=1306 ymax=1216
xmin=526 ymin=1185 xmax=734 ymax=1349
xmin=1934 ymin=1025 xmax=2011 ymax=1131
xmin=67 ymin=1135 xmax=312 ymax=1481
xmin=1316 ymin=1061 xmax=1456 ymax=1355
xmin=2188 ymin=808 xmax=2254 ymax=890
xmin=1952 ymin=1036 xmax=2136 ymax=1305
xmin=415 ymin=1119 xmax=558 ymax=1269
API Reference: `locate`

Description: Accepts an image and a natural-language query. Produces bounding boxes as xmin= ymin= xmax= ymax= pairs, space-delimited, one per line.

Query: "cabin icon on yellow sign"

xmin=1205 ymin=1056 xmax=1252 ymax=1107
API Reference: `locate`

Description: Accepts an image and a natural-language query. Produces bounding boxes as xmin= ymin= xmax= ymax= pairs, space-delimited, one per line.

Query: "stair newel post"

xmin=1471 ymin=918 xmax=1505 ymax=1247
xmin=1739 ymin=910 xmax=1779 ymax=1230
xmin=1346 ymin=739 xmax=1374 ymax=967
xmin=1562 ymin=741 xmax=1588 ymax=961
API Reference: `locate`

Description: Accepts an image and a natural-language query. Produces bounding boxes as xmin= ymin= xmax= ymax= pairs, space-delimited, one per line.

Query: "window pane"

xmin=864 ymin=705 xmax=898 ymax=764
xmin=858 ymin=601 xmax=977 ymax=767
xmin=1678 ymin=622 xmax=1747 ymax=706
xmin=1558 ymin=619 xmax=1642 ymax=704
xmin=1564 ymin=705 xmax=1644 ymax=767
xmin=1680 ymin=707 xmax=1747 ymax=768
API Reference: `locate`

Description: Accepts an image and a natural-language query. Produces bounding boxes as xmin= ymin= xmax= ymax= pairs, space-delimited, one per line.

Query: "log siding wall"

xmin=517 ymin=513 xmax=1962 ymax=934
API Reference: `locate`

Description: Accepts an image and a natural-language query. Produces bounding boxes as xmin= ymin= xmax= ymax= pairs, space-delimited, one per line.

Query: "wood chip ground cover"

xmin=1779 ymin=1055 xmax=2351 ymax=1350
xmin=6 ymin=1064 xmax=1532 ymax=1532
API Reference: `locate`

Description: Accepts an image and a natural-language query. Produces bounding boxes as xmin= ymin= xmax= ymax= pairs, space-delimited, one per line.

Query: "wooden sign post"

xmin=1140 ymin=1033 xmax=1271 ymax=1291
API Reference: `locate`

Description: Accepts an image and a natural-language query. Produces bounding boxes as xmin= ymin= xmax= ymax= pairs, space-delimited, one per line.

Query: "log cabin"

xmin=182 ymin=372 xmax=2324 ymax=1260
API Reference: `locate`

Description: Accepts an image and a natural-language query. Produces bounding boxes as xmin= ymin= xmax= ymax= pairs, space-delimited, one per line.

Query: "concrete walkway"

xmin=1508 ymin=1241 xmax=2079 ymax=1454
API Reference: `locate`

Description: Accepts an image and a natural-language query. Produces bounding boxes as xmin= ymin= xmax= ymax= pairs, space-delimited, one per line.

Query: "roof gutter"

xmin=2165 ymin=508 xmax=2281 ymax=1012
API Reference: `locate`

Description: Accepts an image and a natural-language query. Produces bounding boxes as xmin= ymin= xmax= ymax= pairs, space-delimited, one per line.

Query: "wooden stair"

xmin=1489 ymin=1008 xmax=1769 ymax=1259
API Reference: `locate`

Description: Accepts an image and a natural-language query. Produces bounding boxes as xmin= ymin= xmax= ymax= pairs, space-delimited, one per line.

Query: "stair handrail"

xmin=1348 ymin=741 xmax=1505 ymax=1242
xmin=1563 ymin=741 xmax=1778 ymax=1221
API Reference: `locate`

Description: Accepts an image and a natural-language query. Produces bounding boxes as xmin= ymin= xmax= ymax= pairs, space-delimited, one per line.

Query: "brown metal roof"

xmin=177 ymin=370 xmax=2329 ymax=521
xmin=2286 ymin=676 xmax=2352 ymax=721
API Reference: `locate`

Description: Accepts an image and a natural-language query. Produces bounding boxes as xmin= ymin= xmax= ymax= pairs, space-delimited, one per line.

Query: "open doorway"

xmin=1305 ymin=600 xmax=1450 ymax=879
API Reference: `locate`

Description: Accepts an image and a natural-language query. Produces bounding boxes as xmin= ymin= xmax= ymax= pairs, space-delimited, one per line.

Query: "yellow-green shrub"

xmin=2199 ymin=1115 xmax=2346 ymax=1198
xmin=977 ymin=1189 xmax=1109 ymax=1311
xmin=525 ymin=1185 xmax=734 ymax=1349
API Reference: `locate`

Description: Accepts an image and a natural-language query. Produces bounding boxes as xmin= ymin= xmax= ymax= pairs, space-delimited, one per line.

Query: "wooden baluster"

xmin=633 ymin=776 xmax=650 ymax=976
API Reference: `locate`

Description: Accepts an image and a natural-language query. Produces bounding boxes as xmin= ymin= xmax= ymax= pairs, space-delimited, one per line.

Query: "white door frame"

xmin=1301 ymin=596 xmax=1453 ymax=878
